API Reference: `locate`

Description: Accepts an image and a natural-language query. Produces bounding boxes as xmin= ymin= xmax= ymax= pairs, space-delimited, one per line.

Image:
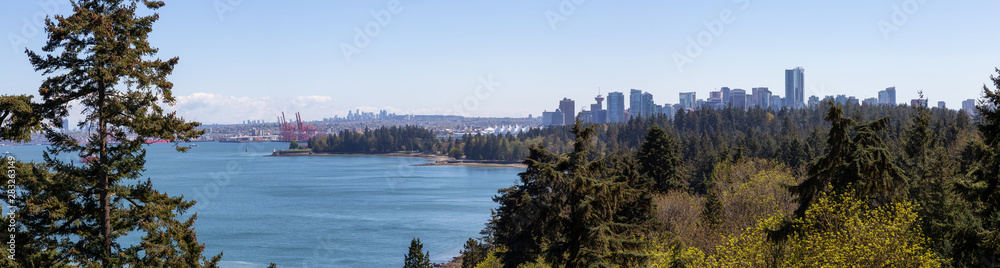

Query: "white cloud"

xmin=167 ymin=93 xmax=342 ymax=124
xmin=160 ymin=93 xmax=534 ymax=124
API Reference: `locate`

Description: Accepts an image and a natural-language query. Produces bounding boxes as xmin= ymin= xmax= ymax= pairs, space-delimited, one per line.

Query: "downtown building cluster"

xmin=542 ymin=67 xmax=981 ymax=126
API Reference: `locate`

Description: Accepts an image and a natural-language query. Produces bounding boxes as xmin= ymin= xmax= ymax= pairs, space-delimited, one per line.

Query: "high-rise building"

xmin=679 ymin=92 xmax=696 ymax=110
xmin=629 ymin=89 xmax=643 ymax=119
xmin=559 ymin=98 xmax=575 ymax=125
xmin=720 ymin=87 xmax=731 ymax=106
xmin=752 ymin=87 xmax=771 ymax=109
xmin=808 ymin=95 xmax=820 ymax=107
xmin=642 ymin=92 xmax=655 ymax=117
xmin=835 ymin=95 xmax=848 ymax=105
xmin=962 ymin=99 xmax=977 ymax=116
xmin=878 ymin=87 xmax=896 ymax=105
xmin=770 ymin=95 xmax=782 ymax=109
xmin=910 ymin=99 xmax=927 ymax=107
xmin=662 ymin=103 xmax=675 ymax=119
xmin=863 ymin=97 xmax=878 ymax=106
xmin=731 ymin=89 xmax=747 ymax=109
xmin=590 ymin=94 xmax=606 ymax=124
xmin=937 ymin=101 xmax=946 ymax=109
xmin=707 ymin=91 xmax=723 ymax=109
xmin=607 ymin=92 xmax=626 ymax=123
xmin=785 ymin=67 xmax=805 ymax=108
xmin=542 ymin=110 xmax=564 ymax=126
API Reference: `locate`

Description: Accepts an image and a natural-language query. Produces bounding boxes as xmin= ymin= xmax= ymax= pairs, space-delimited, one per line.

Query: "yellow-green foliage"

xmin=656 ymin=159 xmax=797 ymax=253
xmin=712 ymin=159 xmax=797 ymax=232
xmin=781 ymin=192 xmax=944 ymax=267
xmin=473 ymin=247 xmax=503 ymax=268
xmin=649 ymin=192 xmax=945 ymax=267
xmin=472 ymin=247 xmax=551 ymax=268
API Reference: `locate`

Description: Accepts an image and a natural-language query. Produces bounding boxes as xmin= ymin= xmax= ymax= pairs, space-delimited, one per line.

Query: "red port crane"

xmin=278 ymin=111 xmax=318 ymax=141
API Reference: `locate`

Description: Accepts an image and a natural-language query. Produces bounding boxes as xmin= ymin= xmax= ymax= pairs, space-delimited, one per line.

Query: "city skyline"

xmin=1 ymin=1 xmax=999 ymax=124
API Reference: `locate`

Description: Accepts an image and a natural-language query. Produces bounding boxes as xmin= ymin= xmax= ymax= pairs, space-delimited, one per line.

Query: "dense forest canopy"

xmin=450 ymin=71 xmax=1000 ymax=267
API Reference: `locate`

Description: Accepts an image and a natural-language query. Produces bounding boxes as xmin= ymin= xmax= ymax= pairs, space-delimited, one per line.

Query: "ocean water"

xmin=3 ymin=142 xmax=521 ymax=267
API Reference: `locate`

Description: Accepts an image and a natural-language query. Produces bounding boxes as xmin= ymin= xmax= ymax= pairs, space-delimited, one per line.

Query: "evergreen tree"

xmin=489 ymin=121 xmax=656 ymax=267
xmin=790 ymin=102 xmax=907 ymax=217
xmin=701 ymin=179 xmax=724 ymax=229
xmin=790 ymin=102 xmax=856 ymax=217
xmin=0 ymin=95 xmax=42 ymax=142
xmin=636 ymin=126 xmax=685 ymax=193
xmin=460 ymin=238 xmax=489 ymax=268
xmin=963 ymin=67 xmax=1000 ymax=264
xmin=404 ymin=238 xmax=431 ymax=268
xmin=847 ymin=116 xmax=909 ymax=205
xmin=904 ymin=91 xmax=935 ymax=178
xmin=5 ymin=0 xmax=218 ymax=266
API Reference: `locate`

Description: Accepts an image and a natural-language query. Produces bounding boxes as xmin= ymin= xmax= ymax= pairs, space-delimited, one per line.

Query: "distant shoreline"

xmin=269 ymin=150 xmax=527 ymax=169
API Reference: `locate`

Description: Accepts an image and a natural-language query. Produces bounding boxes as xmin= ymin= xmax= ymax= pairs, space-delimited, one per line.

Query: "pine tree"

xmin=7 ymin=0 xmax=218 ymax=266
xmin=404 ymin=238 xmax=431 ymax=268
xmin=636 ymin=126 xmax=686 ymax=193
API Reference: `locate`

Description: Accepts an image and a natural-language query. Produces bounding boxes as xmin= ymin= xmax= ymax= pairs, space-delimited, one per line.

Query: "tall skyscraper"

xmin=629 ymin=89 xmax=643 ymax=119
xmin=720 ymin=87 xmax=731 ymax=106
xmin=731 ymin=89 xmax=747 ymax=109
xmin=752 ymin=87 xmax=771 ymax=109
xmin=607 ymin=92 xmax=625 ymax=123
xmin=678 ymin=92 xmax=696 ymax=110
xmin=785 ymin=67 xmax=805 ymax=108
xmin=962 ymin=99 xmax=977 ymax=116
xmin=559 ymin=98 xmax=575 ymax=125
xmin=641 ymin=92 xmax=655 ymax=117
xmin=937 ymin=101 xmax=946 ymax=109
xmin=878 ymin=87 xmax=897 ymax=105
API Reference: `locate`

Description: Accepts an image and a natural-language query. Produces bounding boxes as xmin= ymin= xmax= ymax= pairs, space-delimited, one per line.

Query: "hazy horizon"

xmin=2 ymin=0 xmax=999 ymax=124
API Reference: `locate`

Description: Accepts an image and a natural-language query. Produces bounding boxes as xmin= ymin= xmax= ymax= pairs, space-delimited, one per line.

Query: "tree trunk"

xmin=98 ymin=88 xmax=111 ymax=260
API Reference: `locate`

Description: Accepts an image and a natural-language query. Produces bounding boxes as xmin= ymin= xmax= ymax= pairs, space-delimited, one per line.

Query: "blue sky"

xmin=2 ymin=0 xmax=999 ymax=124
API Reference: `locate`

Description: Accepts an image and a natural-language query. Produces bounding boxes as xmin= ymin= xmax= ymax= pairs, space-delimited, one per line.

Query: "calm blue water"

xmin=3 ymin=142 xmax=521 ymax=267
